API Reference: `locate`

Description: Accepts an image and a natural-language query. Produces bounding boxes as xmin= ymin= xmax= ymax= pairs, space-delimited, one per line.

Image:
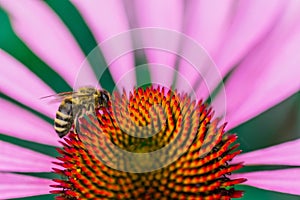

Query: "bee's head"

xmin=95 ymin=90 xmax=110 ymax=109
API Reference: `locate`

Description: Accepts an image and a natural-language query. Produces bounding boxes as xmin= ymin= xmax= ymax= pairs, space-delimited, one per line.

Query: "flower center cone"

xmin=51 ymin=86 xmax=246 ymax=200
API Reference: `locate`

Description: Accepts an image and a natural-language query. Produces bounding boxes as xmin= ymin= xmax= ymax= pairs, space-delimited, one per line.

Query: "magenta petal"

xmin=133 ymin=0 xmax=183 ymax=29
xmin=175 ymin=1 xmax=232 ymax=99
xmin=0 ymin=0 xmax=98 ymax=86
xmin=0 ymin=50 xmax=58 ymax=118
xmin=177 ymin=1 xmax=285 ymax=100
xmin=183 ymin=1 xmax=233 ymax=60
xmin=232 ymin=168 xmax=300 ymax=195
xmin=214 ymin=1 xmax=300 ymax=129
xmin=234 ymin=139 xmax=300 ymax=166
xmin=0 ymin=173 xmax=52 ymax=199
xmin=0 ymin=140 xmax=57 ymax=172
xmin=214 ymin=0 xmax=286 ymax=75
xmin=0 ymin=99 xmax=58 ymax=146
xmin=72 ymin=1 xmax=136 ymax=91
xmin=132 ymin=0 xmax=183 ymax=86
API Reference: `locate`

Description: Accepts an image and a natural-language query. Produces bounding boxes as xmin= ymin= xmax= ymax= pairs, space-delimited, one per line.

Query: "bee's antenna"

xmin=40 ymin=94 xmax=56 ymax=99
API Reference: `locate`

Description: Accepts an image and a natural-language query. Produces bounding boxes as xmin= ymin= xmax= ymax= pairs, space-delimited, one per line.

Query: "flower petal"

xmin=175 ymin=0 xmax=232 ymax=99
xmin=232 ymin=168 xmax=300 ymax=195
xmin=214 ymin=0 xmax=286 ymax=75
xmin=0 ymin=98 xmax=58 ymax=146
xmin=234 ymin=139 xmax=300 ymax=166
xmin=72 ymin=0 xmax=136 ymax=91
xmin=0 ymin=173 xmax=52 ymax=199
xmin=214 ymin=0 xmax=300 ymax=129
xmin=0 ymin=0 xmax=98 ymax=86
xmin=176 ymin=0 xmax=286 ymax=100
xmin=0 ymin=140 xmax=56 ymax=172
xmin=72 ymin=0 xmax=136 ymax=89
xmin=183 ymin=0 xmax=233 ymax=56
xmin=0 ymin=49 xmax=57 ymax=118
xmin=132 ymin=0 xmax=183 ymax=86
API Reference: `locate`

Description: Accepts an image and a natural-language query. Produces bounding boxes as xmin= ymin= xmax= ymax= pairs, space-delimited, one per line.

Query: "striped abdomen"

xmin=54 ymin=99 xmax=75 ymax=138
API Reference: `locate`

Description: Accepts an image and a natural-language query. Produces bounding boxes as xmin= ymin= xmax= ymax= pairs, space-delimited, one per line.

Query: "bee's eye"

xmin=98 ymin=92 xmax=110 ymax=107
xmin=101 ymin=93 xmax=109 ymax=103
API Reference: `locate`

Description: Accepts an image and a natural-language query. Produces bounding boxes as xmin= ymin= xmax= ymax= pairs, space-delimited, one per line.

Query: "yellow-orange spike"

xmin=52 ymin=86 xmax=246 ymax=200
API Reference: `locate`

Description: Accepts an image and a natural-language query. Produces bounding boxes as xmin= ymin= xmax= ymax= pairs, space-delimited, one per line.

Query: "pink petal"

xmin=176 ymin=1 xmax=233 ymax=96
xmin=0 ymin=98 xmax=58 ymax=146
xmin=177 ymin=0 xmax=286 ymax=100
xmin=232 ymin=168 xmax=300 ymax=195
xmin=183 ymin=1 xmax=233 ymax=55
xmin=72 ymin=0 xmax=136 ymax=91
xmin=132 ymin=0 xmax=183 ymax=86
xmin=214 ymin=1 xmax=300 ymax=129
xmin=159 ymin=31 xmax=227 ymax=122
xmin=0 ymin=140 xmax=56 ymax=172
xmin=0 ymin=0 xmax=98 ymax=87
xmin=234 ymin=139 xmax=300 ymax=166
xmin=0 ymin=49 xmax=57 ymax=118
xmin=0 ymin=173 xmax=52 ymax=199
xmin=214 ymin=0 xmax=286 ymax=75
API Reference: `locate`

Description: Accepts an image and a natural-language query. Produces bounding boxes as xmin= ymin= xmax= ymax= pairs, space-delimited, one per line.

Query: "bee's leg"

xmin=74 ymin=116 xmax=80 ymax=134
xmin=73 ymin=105 xmax=82 ymax=135
xmin=86 ymin=103 xmax=96 ymax=117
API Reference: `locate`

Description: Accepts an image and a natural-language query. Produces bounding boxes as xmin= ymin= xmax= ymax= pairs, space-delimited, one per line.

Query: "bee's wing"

xmin=40 ymin=92 xmax=77 ymax=99
xmin=40 ymin=92 xmax=93 ymax=103
xmin=40 ymin=92 xmax=78 ymax=103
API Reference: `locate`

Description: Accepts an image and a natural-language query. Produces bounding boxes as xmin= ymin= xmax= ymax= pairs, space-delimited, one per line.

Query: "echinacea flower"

xmin=0 ymin=1 xmax=299 ymax=200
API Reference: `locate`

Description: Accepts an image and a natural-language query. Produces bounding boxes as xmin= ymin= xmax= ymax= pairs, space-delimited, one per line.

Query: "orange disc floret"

xmin=51 ymin=86 xmax=246 ymax=200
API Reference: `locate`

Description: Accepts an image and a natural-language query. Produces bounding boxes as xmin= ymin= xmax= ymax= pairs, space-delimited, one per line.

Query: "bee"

xmin=42 ymin=87 xmax=110 ymax=138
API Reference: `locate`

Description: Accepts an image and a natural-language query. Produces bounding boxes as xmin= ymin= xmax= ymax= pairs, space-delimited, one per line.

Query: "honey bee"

xmin=42 ymin=87 xmax=110 ymax=138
